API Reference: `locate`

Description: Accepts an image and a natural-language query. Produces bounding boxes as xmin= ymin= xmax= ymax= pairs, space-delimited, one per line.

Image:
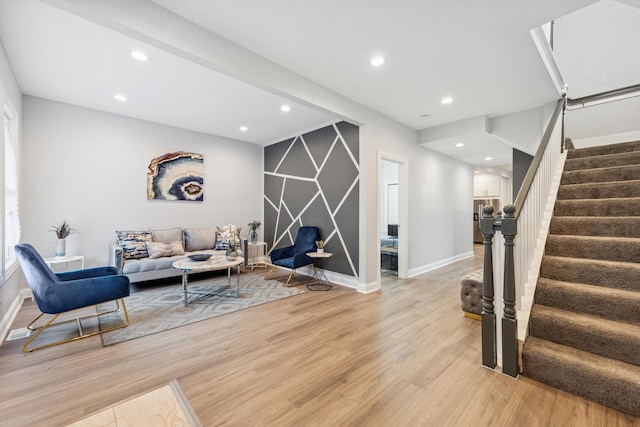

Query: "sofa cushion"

xmin=116 ymin=230 xmax=152 ymax=260
xmin=215 ymin=224 xmax=241 ymax=250
xmin=151 ymin=227 xmax=183 ymax=244
xmin=184 ymin=228 xmax=217 ymax=252
xmin=146 ymin=241 xmax=185 ymax=259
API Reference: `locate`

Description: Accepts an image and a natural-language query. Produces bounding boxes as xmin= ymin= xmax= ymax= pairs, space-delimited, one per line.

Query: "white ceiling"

xmin=3 ymin=0 xmax=632 ymax=167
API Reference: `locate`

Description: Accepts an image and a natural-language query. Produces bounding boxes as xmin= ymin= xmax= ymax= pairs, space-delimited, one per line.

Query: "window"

xmin=1 ymin=96 xmax=20 ymax=281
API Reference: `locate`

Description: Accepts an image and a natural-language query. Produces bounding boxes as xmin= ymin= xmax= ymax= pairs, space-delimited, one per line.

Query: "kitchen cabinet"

xmin=474 ymin=175 xmax=500 ymax=197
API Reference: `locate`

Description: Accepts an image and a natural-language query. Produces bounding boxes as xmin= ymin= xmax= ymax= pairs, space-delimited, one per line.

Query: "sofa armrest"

xmin=109 ymin=243 xmax=124 ymax=275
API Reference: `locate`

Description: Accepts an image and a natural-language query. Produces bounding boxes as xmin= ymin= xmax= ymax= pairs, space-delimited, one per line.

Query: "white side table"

xmin=306 ymin=251 xmax=333 ymax=291
xmin=44 ymin=255 xmax=85 ymax=272
xmin=247 ymin=241 xmax=268 ymax=270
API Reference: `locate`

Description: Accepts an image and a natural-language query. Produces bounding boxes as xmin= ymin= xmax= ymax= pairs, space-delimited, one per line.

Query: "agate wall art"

xmin=147 ymin=150 xmax=204 ymax=201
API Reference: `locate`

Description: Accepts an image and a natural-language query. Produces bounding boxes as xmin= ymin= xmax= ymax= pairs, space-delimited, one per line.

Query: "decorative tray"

xmin=188 ymin=254 xmax=212 ymax=262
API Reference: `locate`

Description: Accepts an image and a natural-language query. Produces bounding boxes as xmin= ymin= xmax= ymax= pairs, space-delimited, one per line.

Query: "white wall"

xmin=379 ymin=160 xmax=399 ymax=233
xmin=0 ymin=39 xmax=24 ymax=340
xmin=21 ymin=97 xmax=263 ymax=267
xmin=15 ymin=0 xmax=475 ymax=292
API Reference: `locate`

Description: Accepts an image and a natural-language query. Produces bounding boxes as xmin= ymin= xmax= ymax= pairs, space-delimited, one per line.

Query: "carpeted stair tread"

xmin=554 ymin=197 xmax=640 ymax=216
xmin=523 ymin=139 xmax=640 ymax=416
xmin=545 ymin=235 xmax=640 ymax=263
xmin=557 ymin=179 xmax=640 ymax=200
xmin=561 ymin=164 xmax=640 ymax=185
xmin=522 ymin=336 xmax=640 ymax=417
xmin=529 ymin=305 xmax=640 ymax=365
xmin=567 ymin=140 xmax=640 ymax=159
xmin=535 ymin=278 xmax=640 ymax=325
xmin=540 ymin=255 xmax=640 ymax=292
xmin=549 ymin=216 xmax=640 ymax=237
xmin=564 ymin=150 xmax=640 ymax=171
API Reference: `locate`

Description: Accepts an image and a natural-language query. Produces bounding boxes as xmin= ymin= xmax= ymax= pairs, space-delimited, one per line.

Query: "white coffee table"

xmin=172 ymin=256 xmax=244 ymax=306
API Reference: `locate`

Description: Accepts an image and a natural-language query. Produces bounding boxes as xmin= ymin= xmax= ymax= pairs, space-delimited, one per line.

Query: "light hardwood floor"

xmin=1 ymin=247 xmax=639 ymax=426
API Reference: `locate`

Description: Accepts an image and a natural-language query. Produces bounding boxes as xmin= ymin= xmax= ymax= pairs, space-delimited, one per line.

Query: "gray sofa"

xmin=109 ymin=227 xmax=245 ymax=283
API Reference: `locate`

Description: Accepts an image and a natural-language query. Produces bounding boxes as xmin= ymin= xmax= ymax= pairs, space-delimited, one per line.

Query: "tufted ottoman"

xmin=460 ymin=269 xmax=483 ymax=320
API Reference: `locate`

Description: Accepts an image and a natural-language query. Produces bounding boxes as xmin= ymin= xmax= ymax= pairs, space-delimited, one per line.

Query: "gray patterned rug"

xmin=98 ymin=274 xmax=305 ymax=346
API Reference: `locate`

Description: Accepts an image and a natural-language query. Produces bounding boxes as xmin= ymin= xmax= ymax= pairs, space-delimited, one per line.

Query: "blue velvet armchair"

xmin=15 ymin=243 xmax=131 ymax=352
xmin=267 ymin=226 xmax=320 ymax=286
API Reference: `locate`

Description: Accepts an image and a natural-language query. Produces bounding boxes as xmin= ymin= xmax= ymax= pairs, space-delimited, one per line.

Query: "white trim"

xmin=408 ymin=251 xmax=474 ymax=278
xmin=572 ymin=129 xmax=640 ymax=149
xmin=297 ymin=264 xmax=367 ymax=292
xmin=0 ymin=288 xmax=30 ymax=347
xmin=530 ymin=25 xmax=567 ymax=96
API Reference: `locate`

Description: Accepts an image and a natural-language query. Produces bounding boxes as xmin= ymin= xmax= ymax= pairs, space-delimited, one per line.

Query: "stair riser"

xmin=545 ymin=236 xmax=640 ymax=263
xmin=540 ymin=257 xmax=640 ymax=292
xmin=557 ymin=181 xmax=640 ymax=200
xmin=567 ymin=140 xmax=640 ymax=159
xmin=522 ymin=347 xmax=640 ymax=417
xmin=529 ymin=310 xmax=640 ymax=365
xmin=535 ymin=281 xmax=640 ymax=326
xmin=561 ymin=165 xmax=640 ymax=185
xmin=564 ymin=151 xmax=640 ymax=171
xmin=549 ymin=217 xmax=640 ymax=238
xmin=554 ymin=199 xmax=640 ymax=216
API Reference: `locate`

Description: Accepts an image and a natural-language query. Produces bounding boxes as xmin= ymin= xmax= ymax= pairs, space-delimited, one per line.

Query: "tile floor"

xmin=66 ymin=382 xmax=200 ymax=427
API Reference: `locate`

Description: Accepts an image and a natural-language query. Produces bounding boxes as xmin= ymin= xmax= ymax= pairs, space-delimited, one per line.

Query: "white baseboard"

xmin=0 ymin=289 xmax=30 ymax=346
xmin=572 ymin=129 xmax=640 ymax=149
xmin=297 ymin=265 xmax=369 ymax=293
xmin=408 ymin=251 xmax=475 ymax=278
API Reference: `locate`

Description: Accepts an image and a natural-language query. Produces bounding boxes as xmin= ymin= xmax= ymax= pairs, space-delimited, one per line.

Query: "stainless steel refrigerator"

xmin=473 ymin=198 xmax=500 ymax=244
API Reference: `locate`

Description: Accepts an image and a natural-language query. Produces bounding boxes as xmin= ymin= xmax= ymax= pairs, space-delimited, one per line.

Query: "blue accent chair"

xmin=15 ymin=243 xmax=131 ymax=352
xmin=267 ymin=226 xmax=320 ymax=286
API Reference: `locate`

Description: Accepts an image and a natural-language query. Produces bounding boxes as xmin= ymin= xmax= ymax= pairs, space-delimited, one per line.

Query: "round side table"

xmin=306 ymin=251 xmax=333 ymax=291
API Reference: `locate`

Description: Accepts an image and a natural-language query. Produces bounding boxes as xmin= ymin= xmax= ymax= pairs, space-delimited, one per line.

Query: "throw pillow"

xmin=146 ymin=241 xmax=185 ymax=259
xmin=184 ymin=228 xmax=217 ymax=252
xmin=151 ymin=227 xmax=183 ymax=244
xmin=115 ymin=230 xmax=153 ymax=260
xmin=215 ymin=224 xmax=242 ymax=250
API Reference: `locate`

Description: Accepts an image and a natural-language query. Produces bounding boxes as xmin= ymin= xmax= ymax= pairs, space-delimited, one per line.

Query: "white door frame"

xmin=377 ymin=150 xmax=408 ymax=280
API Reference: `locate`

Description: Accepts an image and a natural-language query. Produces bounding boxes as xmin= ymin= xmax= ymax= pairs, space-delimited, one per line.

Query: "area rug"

xmin=98 ymin=274 xmax=305 ymax=346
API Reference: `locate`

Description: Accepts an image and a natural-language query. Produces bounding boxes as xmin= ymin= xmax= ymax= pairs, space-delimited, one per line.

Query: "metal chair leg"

xmin=23 ymin=298 xmax=130 ymax=352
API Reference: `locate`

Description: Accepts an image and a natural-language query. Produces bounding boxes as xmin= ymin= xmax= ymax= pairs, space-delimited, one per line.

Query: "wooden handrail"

xmin=513 ymin=98 xmax=564 ymax=218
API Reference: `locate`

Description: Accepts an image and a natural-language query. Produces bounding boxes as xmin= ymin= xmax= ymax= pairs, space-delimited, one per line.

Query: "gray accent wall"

xmin=513 ymin=148 xmax=534 ymax=199
xmin=264 ymin=121 xmax=359 ymax=277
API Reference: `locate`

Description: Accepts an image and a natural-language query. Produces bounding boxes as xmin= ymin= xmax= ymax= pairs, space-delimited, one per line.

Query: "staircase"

xmin=521 ymin=140 xmax=640 ymax=418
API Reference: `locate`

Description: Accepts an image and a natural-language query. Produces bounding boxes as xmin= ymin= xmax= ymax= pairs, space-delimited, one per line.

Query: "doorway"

xmin=378 ymin=152 xmax=408 ymax=280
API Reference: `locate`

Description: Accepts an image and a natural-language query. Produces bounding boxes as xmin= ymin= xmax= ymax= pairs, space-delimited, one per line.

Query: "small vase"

xmin=250 ymin=229 xmax=258 ymax=244
xmin=317 ymin=248 xmax=324 ymax=254
xmin=55 ymin=238 xmax=66 ymax=258
xmin=226 ymin=248 xmax=238 ymax=261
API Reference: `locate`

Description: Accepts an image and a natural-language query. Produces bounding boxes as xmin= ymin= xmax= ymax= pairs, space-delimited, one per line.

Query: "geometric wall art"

xmin=147 ymin=150 xmax=204 ymax=201
xmin=264 ymin=121 xmax=359 ymax=277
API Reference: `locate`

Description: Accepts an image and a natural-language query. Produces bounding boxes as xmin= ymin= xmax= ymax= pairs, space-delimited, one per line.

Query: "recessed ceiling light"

xmin=131 ymin=50 xmax=150 ymax=61
xmin=370 ymin=56 xmax=385 ymax=67
xmin=455 ymin=143 xmax=464 ymax=148
xmin=114 ymin=93 xmax=128 ymax=102
xmin=280 ymin=104 xmax=291 ymax=112
xmin=239 ymin=126 xmax=248 ymax=132
xmin=484 ymin=156 xmax=493 ymax=161
xmin=441 ymin=96 xmax=453 ymax=105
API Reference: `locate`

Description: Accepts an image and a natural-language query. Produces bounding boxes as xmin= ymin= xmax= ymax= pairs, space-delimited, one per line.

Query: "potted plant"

xmin=51 ymin=220 xmax=74 ymax=258
xmin=248 ymin=220 xmax=261 ymax=244
xmin=315 ymin=239 xmax=325 ymax=254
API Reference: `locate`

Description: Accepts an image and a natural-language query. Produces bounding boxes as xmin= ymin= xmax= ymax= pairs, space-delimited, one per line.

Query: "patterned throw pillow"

xmin=115 ymin=230 xmax=153 ymax=260
xmin=215 ymin=224 xmax=241 ymax=250
xmin=146 ymin=241 xmax=185 ymax=259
